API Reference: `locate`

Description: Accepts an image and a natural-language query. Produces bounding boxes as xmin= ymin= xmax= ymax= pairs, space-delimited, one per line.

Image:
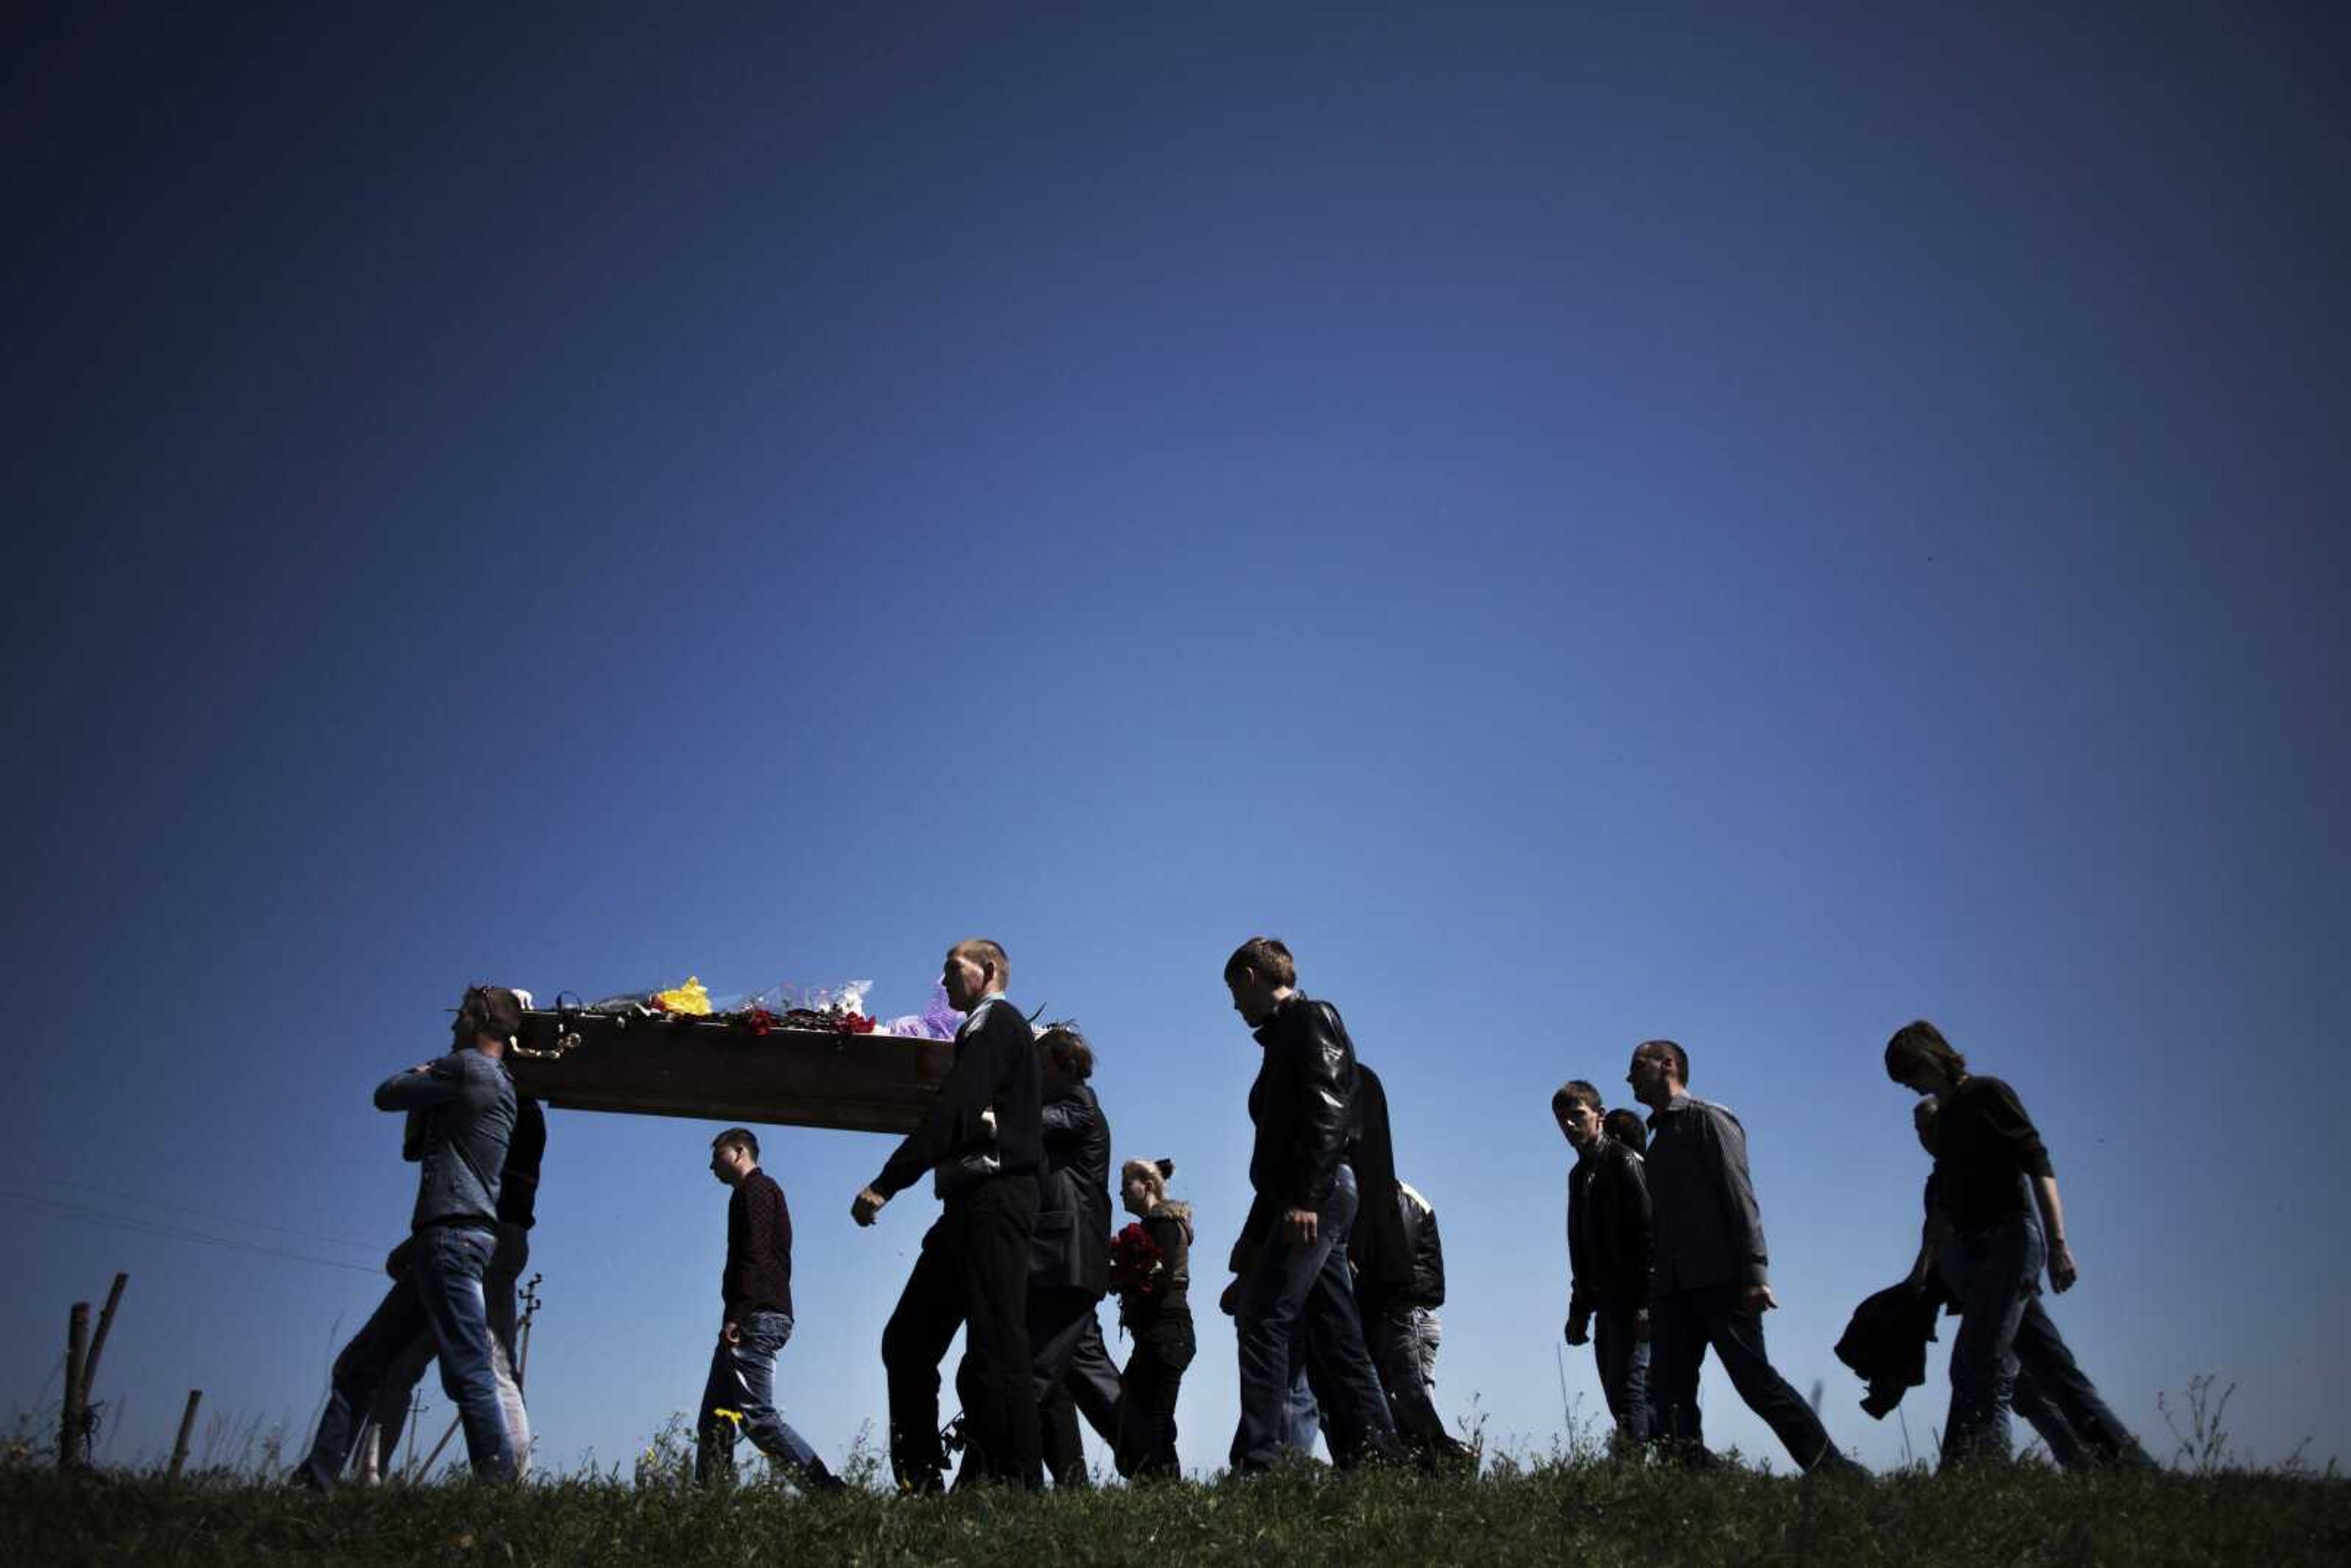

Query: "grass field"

xmin=8 ymin=1453 xmax=2349 ymax=1567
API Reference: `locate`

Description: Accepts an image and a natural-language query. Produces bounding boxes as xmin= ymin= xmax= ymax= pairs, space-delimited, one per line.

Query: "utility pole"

xmin=61 ymin=1304 xmax=88 ymax=1472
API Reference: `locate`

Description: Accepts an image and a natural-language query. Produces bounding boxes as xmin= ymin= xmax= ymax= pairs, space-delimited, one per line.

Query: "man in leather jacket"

xmin=1221 ymin=936 xmax=1404 ymax=1472
xmin=1556 ymin=1078 xmax=1652 ymax=1445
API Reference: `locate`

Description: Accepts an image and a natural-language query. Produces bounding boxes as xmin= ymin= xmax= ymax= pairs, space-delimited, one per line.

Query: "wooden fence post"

xmin=167 ymin=1390 xmax=203 ymax=1480
xmin=81 ymin=1273 xmax=129 ymax=1395
xmin=61 ymin=1303 xmax=88 ymax=1472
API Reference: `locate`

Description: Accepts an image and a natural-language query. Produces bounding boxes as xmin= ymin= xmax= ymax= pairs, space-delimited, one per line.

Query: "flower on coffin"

xmin=651 ymin=977 xmax=712 ymax=1015
xmin=739 ymin=1005 xmax=778 ymax=1037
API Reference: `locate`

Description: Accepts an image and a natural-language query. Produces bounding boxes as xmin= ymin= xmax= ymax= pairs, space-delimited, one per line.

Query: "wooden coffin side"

xmin=508 ymin=1011 xmax=954 ymax=1135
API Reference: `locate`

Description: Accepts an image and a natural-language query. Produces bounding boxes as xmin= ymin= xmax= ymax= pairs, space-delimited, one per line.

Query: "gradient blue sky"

xmin=6 ymin=2 xmax=2345 ymax=1479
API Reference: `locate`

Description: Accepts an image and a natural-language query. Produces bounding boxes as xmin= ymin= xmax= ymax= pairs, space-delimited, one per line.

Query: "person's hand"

xmin=1281 ymin=1206 xmax=1319 ymax=1249
xmin=1632 ymin=1308 xmax=1651 ymax=1344
xmin=1564 ymin=1311 xmax=1589 ymax=1346
xmin=852 ymin=1185 xmax=888 ymax=1228
xmin=2047 ymin=1238 xmax=2079 ymax=1294
xmin=722 ymin=1319 xmax=741 ymax=1346
xmin=1218 ymin=1277 xmax=1243 ymax=1317
xmin=1741 ymin=1283 xmax=1779 ymax=1314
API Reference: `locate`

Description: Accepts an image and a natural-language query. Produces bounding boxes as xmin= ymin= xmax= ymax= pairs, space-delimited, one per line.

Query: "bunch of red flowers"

xmin=1108 ymin=1222 xmax=1165 ymax=1297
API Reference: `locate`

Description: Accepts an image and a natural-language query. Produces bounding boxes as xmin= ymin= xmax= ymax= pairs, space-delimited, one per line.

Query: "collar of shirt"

xmin=1648 ymin=1093 xmax=1693 ymax=1127
xmin=959 ymin=992 xmax=1008 ymax=1034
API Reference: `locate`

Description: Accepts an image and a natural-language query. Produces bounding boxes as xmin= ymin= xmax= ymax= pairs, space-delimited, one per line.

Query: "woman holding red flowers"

xmin=1109 ymin=1157 xmax=1194 ymax=1479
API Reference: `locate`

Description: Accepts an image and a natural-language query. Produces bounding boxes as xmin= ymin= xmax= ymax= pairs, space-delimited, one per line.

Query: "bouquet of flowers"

xmin=1108 ymin=1221 xmax=1166 ymax=1298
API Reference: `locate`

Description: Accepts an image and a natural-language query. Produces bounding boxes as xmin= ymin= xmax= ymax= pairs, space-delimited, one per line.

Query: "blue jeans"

xmin=1231 ymin=1163 xmax=1399 ymax=1471
xmin=1591 ymin=1305 xmax=1651 ymax=1444
xmin=1648 ymin=1282 xmax=1850 ymax=1472
xmin=1938 ymin=1222 xmax=2150 ymax=1470
xmin=697 ymin=1310 xmax=830 ymax=1486
xmin=297 ymin=1223 xmax=515 ymax=1487
xmin=1943 ymin=1216 xmax=2044 ymax=1468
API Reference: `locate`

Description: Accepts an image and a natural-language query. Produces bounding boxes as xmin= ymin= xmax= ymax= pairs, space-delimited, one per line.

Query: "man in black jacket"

xmin=1555 ymin=1079 xmax=1651 ymax=1446
xmin=855 ymin=939 xmax=1044 ymax=1490
xmin=1221 ymin=937 xmax=1403 ymax=1472
xmin=1343 ymin=1065 xmax=1463 ymax=1465
xmin=1027 ymin=1024 xmax=1116 ymax=1487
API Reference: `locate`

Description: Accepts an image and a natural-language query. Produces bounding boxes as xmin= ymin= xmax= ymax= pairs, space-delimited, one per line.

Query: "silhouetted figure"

xmin=1888 ymin=1025 xmax=2153 ymax=1471
xmin=1026 ymin=1024 xmax=1115 ymax=1487
xmin=1555 ymin=1079 xmax=1652 ymax=1446
xmin=1629 ymin=1038 xmax=1861 ymax=1475
xmin=855 ymin=939 xmax=1044 ymax=1491
xmin=1221 ymin=936 xmax=1404 ymax=1473
xmin=1111 ymin=1157 xmax=1196 ymax=1478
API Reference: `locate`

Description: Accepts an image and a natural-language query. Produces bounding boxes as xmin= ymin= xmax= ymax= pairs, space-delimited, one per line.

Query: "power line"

xmin=24 ymin=1176 xmax=382 ymax=1255
xmin=1 ymin=1190 xmax=384 ymax=1277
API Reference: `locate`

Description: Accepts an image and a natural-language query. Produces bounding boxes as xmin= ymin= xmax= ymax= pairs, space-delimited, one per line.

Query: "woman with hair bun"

xmin=1109 ymin=1157 xmax=1195 ymax=1479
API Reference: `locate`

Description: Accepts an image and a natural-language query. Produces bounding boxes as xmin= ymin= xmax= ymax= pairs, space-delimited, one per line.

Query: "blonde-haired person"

xmin=1109 ymin=1157 xmax=1196 ymax=1479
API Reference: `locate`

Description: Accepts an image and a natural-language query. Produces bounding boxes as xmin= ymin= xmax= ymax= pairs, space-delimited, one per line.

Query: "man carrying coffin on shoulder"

xmin=853 ymin=939 xmax=1044 ymax=1491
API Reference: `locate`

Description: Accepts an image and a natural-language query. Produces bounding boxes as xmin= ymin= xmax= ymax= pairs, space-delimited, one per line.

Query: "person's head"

xmin=452 ymin=985 xmax=525 ymax=1054
xmin=1912 ymin=1095 xmax=1941 ymax=1157
xmin=1037 ymin=1023 xmax=1094 ymax=1086
xmin=1120 ymin=1155 xmax=1175 ymax=1218
xmin=1603 ymin=1108 xmax=1648 ymax=1155
xmin=1626 ymin=1038 xmax=1687 ymax=1110
xmin=1223 ymin=936 xmax=1297 ymax=1026
xmin=710 ymin=1127 xmax=759 ymax=1187
xmin=1552 ymin=1079 xmax=1605 ymax=1150
xmin=942 ymin=939 xmax=1010 ymax=1011
xmin=1884 ymin=1019 xmax=1967 ymax=1097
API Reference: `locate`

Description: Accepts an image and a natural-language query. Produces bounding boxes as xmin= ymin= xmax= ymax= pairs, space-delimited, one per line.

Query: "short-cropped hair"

xmin=711 ymin=1127 xmax=760 ymax=1160
xmin=1638 ymin=1038 xmax=1690 ymax=1085
xmin=954 ymin=938 xmax=1010 ymax=987
xmin=1886 ymin=1019 xmax=1967 ymax=1080
xmin=1224 ymin=936 xmax=1296 ymax=988
xmin=1037 ymin=1023 xmax=1095 ymax=1081
xmin=457 ymin=985 xmax=525 ymax=1046
xmin=1604 ymin=1108 xmax=1648 ymax=1155
xmin=1553 ymin=1079 xmax=1603 ymax=1116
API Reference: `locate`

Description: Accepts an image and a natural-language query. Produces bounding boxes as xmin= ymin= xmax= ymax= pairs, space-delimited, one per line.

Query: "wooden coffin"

xmin=508 ymin=1008 xmax=953 ymax=1135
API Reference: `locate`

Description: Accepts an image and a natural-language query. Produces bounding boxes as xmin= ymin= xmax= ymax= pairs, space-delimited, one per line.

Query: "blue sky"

xmin=5 ymin=2 xmax=2345 ymax=1479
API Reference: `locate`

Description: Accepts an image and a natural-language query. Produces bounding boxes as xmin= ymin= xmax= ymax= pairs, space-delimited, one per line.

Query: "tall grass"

xmin=6 ymin=1447 xmax=2347 ymax=1566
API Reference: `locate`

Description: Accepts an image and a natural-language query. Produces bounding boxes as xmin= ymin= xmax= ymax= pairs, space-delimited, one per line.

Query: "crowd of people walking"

xmin=291 ymin=936 xmax=2149 ymax=1491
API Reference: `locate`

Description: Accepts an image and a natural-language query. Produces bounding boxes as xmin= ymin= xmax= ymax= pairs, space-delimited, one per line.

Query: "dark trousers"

xmin=1937 ymin=1223 xmax=2151 ymax=1471
xmin=1649 ymin=1282 xmax=1845 ymax=1471
xmin=1035 ymin=1306 xmax=1122 ymax=1484
xmin=1360 ymin=1291 xmax=1464 ymax=1460
xmin=1591 ymin=1304 xmax=1651 ymax=1444
xmin=1944 ymin=1218 xmax=2039 ymax=1467
xmin=880 ymin=1176 xmax=1042 ymax=1491
xmin=1231 ymin=1162 xmax=1400 ymax=1472
xmin=2011 ymin=1297 xmax=2151 ymax=1467
xmin=1116 ymin=1311 xmax=1195 ymax=1478
xmin=1027 ymin=1288 xmax=1106 ymax=1487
